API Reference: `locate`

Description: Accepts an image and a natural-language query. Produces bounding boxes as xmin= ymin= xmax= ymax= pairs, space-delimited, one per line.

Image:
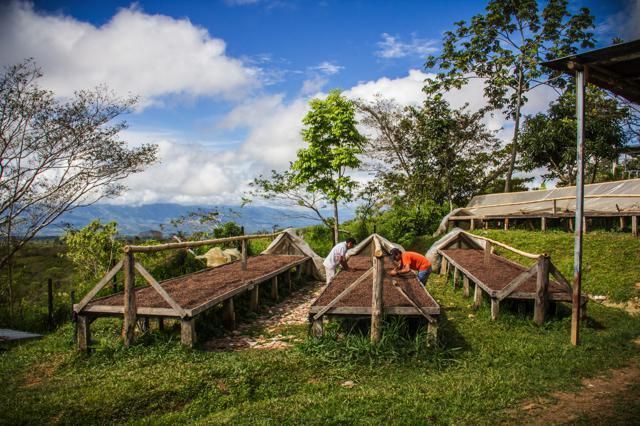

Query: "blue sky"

xmin=1 ymin=0 xmax=637 ymax=206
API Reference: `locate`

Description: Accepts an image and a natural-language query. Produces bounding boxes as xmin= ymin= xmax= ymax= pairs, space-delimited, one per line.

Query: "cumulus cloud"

xmin=311 ymin=61 xmax=343 ymax=75
xmin=0 ymin=1 xmax=259 ymax=106
xmin=375 ymin=32 xmax=438 ymax=59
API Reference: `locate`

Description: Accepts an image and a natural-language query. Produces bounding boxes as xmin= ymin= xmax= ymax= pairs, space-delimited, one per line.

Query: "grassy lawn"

xmin=1 ymin=231 xmax=639 ymax=424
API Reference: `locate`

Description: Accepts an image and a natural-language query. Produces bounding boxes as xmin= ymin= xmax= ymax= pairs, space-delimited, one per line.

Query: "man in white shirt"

xmin=323 ymin=238 xmax=356 ymax=285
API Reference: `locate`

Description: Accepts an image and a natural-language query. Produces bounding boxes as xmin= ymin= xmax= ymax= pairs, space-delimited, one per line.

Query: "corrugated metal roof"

xmin=542 ymin=39 xmax=640 ymax=104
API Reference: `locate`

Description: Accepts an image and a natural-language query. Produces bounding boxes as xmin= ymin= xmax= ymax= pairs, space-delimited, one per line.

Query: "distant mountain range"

xmin=43 ymin=203 xmax=356 ymax=236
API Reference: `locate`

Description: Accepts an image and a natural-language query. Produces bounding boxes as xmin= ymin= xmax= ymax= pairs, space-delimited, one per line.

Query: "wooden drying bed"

xmin=309 ymin=255 xmax=440 ymax=337
xmin=74 ymin=254 xmax=311 ymax=349
xmin=437 ymin=232 xmax=587 ymax=323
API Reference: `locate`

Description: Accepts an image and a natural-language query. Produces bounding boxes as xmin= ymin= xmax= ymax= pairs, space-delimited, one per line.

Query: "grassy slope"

xmin=470 ymin=230 xmax=640 ymax=302
xmin=0 ymin=232 xmax=638 ymax=424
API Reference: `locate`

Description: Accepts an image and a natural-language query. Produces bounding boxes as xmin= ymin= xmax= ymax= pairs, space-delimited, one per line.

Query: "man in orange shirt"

xmin=389 ymin=248 xmax=432 ymax=286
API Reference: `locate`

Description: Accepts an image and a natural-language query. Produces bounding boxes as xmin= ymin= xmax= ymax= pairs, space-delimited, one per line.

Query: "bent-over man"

xmin=323 ymin=238 xmax=356 ymax=285
xmin=389 ymin=248 xmax=432 ymax=286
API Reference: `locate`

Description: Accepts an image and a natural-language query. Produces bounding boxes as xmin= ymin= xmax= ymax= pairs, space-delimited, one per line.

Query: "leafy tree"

xmin=63 ymin=220 xmax=122 ymax=286
xmin=425 ymin=0 xmax=595 ymax=192
xmin=293 ymin=90 xmax=365 ymax=244
xmin=0 ymin=60 xmax=158 ymax=272
xmin=520 ymin=86 xmax=630 ymax=185
xmin=250 ymin=90 xmax=364 ymax=245
xmin=358 ymin=96 xmax=505 ymax=210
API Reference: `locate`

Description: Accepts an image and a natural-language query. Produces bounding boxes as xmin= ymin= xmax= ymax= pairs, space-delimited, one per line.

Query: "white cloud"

xmin=375 ymin=32 xmax=438 ymax=59
xmin=311 ymin=61 xmax=343 ymax=75
xmin=344 ymin=69 xmax=429 ymax=106
xmin=597 ymin=0 xmax=640 ymax=42
xmin=0 ymin=1 xmax=259 ymax=106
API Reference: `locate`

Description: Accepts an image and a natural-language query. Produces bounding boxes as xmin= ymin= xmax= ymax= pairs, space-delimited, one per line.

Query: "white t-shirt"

xmin=323 ymin=242 xmax=348 ymax=269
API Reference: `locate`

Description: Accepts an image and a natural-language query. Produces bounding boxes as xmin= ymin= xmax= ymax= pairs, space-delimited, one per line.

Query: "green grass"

xmin=1 ymin=270 xmax=639 ymax=424
xmin=470 ymin=230 xmax=640 ymax=302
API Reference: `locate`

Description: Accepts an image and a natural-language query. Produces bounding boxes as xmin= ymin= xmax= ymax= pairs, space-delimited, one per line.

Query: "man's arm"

xmin=339 ymin=256 xmax=350 ymax=271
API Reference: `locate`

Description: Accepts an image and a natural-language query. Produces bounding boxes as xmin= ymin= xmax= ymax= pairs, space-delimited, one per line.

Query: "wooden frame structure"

xmin=73 ymin=232 xmax=313 ymax=350
xmin=437 ymin=231 xmax=587 ymax=327
xmin=309 ymin=235 xmax=440 ymax=343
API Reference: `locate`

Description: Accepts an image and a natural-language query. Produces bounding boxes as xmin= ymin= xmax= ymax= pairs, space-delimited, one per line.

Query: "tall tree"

xmin=0 ymin=60 xmax=158 ymax=271
xmin=293 ymin=90 xmax=365 ymax=244
xmin=425 ymin=0 xmax=595 ymax=192
xmin=520 ymin=86 xmax=631 ymax=185
xmin=358 ymin=95 xmax=505 ymax=209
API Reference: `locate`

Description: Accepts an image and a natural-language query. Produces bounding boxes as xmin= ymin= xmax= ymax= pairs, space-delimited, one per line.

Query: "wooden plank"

xmin=541 ymin=216 xmax=547 ymax=232
xmin=79 ymin=305 xmax=180 ymax=317
xmin=122 ymin=252 xmax=137 ymax=347
xmin=222 ymin=298 xmax=236 ymax=330
xmin=180 ymin=318 xmax=196 ymax=347
xmin=463 ymin=231 xmax=540 ymax=259
xmin=463 ymin=276 xmax=470 ymax=298
xmin=495 ymin=264 xmax=538 ymax=301
xmin=620 ymin=216 xmax=625 ymax=231
xmin=549 ymin=262 xmax=573 ymax=294
xmin=311 ymin=319 xmax=324 ymax=337
xmin=312 ymin=267 xmax=374 ymax=320
xmin=453 ymin=267 xmax=459 ymax=289
xmin=633 ymin=215 xmax=638 ymax=237
xmin=391 ymin=280 xmax=436 ymax=324
xmin=370 ymin=255 xmax=384 ymax=343
xmin=75 ymin=260 xmax=124 ymax=313
xmin=125 ymin=232 xmax=283 ymax=253
xmin=309 ymin=306 xmax=441 ymax=316
xmin=534 ymin=256 xmax=550 ymax=325
xmin=484 ymin=241 xmax=492 ymax=265
xmin=134 ymin=262 xmax=186 ymax=318
xmin=76 ymin=315 xmax=91 ymax=351
xmin=188 ymin=256 xmax=309 ymax=317
xmin=440 ymin=256 xmax=448 ymax=275
xmin=473 ymin=282 xmax=483 ymax=308
xmin=504 ymin=217 xmax=510 ymax=231
xmin=372 ymin=234 xmax=383 ymax=258
xmin=286 ymin=269 xmax=292 ymax=292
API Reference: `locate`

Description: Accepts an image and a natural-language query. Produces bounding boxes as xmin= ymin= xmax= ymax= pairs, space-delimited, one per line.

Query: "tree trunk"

xmin=504 ymin=67 xmax=524 ymax=193
xmin=332 ymin=198 xmax=339 ymax=246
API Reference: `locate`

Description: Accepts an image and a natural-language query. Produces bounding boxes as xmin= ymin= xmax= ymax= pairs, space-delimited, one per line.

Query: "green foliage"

xmin=299 ymin=224 xmax=334 ymax=257
xmin=374 ymin=200 xmax=448 ymax=248
xmin=520 ymin=86 xmax=631 ymax=185
xmin=63 ymin=220 xmax=122 ymax=287
xmin=425 ymin=0 xmax=595 ymax=191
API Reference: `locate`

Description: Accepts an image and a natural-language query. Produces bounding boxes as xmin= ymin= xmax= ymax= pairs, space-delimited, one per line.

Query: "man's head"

xmin=390 ymin=248 xmax=402 ymax=261
xmin=345 ymin=238 xmax=356 ymax=249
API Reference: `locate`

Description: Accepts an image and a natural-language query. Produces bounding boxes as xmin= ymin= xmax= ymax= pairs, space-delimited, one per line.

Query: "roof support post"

xmin=571 ymin=66 xmax=587 ymax=346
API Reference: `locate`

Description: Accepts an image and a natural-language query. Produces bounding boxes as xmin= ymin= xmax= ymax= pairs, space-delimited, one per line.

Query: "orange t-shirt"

xmin=401 ymin=251 xmax=431 ymax=271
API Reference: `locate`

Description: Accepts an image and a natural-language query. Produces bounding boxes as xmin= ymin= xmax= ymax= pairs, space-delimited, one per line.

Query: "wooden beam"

xmin=633 ymin=216 xmax=638 ymax=237
xmin=484 ymin=241 xmax=492 ymax=266
xmin=453 ymin=267 xmax=459 ymax=289
xmin=391 ymin=280 xmax=436 ymax=324
xmin=76 ymin=315 xmax=91 ymax=352
xmin=241 ymin=239 xmax=248 ymax=271
xmin=286 ymin=269 xmax=292 ymax=292
xmin=440 ymin=256 xmax=448 ymax=275
xmin=474 ymin=283 xmax=483 ymax=308
xmin=504 ymin=217 xmax=510 ymax=231
xmin=75 ymin=260 xmax=124 ymax=313
xmin=134 ymin=262 xmax=186 ymax=318
xmin=541 ymin=216 xmax=547 ymax=232
xmin=271 ymin=276 xmax=279 ymax=301
xmin=372 ymin=234 xmax=383 ymax=258
xmin=464 ymin=231 xmax=540 ymax=259
xmin=313 ymin=268 xmax=374 ymax=320
xmin=491 ymin=298 xmax=500 ymax=320
xmin=620 ymin=216 xmax=625 ymax=231
xmin=549 ymin=262 xmax=573 ymax=294
xmin=222 ymin=298 xmax=236 ymax=330
xmin=463 ymin=276 xmax=470 ymax=298
xmin=124 ymin=231 xmax=283 ymax=253
xmin=534 ymin=256 xmax=550 ymax=325
xmin=180 ymin=318 xmax=196 ymax=347
xmin=495 ymin=263 xmax=538 ymax=301
xmin=122 ymin=251 xmax=137 ymax=347
xmin=308 ymin=306 xmax=441 ymax=316
xmin=371 ymin=252 xmax=384 ymax=344
xmin=78 ymin=305 xmax=180 ymax=317
xmin=470 ymin=218 xmax=475 ymax=231
xmin=311 ymin=318 xmax=324 ymax=337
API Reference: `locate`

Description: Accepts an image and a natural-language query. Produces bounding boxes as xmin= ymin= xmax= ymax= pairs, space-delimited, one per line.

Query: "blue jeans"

xmin=417 ymin=267 xmax=432 ymax=286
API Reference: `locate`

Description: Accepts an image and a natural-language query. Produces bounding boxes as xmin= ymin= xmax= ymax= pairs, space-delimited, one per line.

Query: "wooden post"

xmin=483 ymin=220 xmax=488 ymax=230
xmin=123 ymin=251 xmax=137 ymax=347
xmin=633 ymin=216 xmax=638 ymax=237
xmin=271 ymin=276 xmax=278 ymax=301
xmin=541 ymin=217 xmax=547 ymax=232
xmin=311 ymin=318 xmax=324 ymax=337
xmin=158 ymin=318 xmax=164 ymax=331
xmin=223 ymin=298 xmax=236 ymax=330
xmin=619 ymin=216 xmax=625 ymax=231
xmin=180 ymin=318 xmax=196 ymax=347
xmin=568 ymin=217 xmax=574 ymax=232
xmin=463 ymin=276 xmax=470 ymax=298
xmin=473 ymin=284 xmax=482 ymax=309
xmin=553 ymin=199 xmax=557 ymax=215
xmin=440 ymin=257 xmax=448 ymax=275
xmin=470 ymin=218 xmax=475 ymax=231
xmin=47 ymin=278 xmax=54 ymax=331
xmin=295 ymin=264 xmax=303 ymax=281
xmin=491 ymin=299 xmax=500 ymax=320
xmin=504 ymin=218 xmax=510 ymax=231
xmin=249 ymin=284 xmax=259 ymax=311
xmin=141 ymin=318 xmax=150 ymax=332
xmin=286 ymin=269 xmax=292 ymax=292
xmin=76 ymin=315 xmax=91 ymax=351
xmin=534 ymin=255 xmax=550 ymax=325
xmin=583 ymin=217 xmax=588 ymax=234
xmin=241 ymin=239 xmax=248 ymax=271
xmin=427 ymin=321 xmax=438 ymax=344
xmin=370 ymin=238 xmax=384 ymax=344
xmin=453 ymin=267 xmax=459 ymax=289
xmin=484 ymin=241 xmax=492 ymax=265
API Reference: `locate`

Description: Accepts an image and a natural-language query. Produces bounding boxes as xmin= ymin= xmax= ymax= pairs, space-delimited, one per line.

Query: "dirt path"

xmin=202 ymin=280 xmax=325 ymax=351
